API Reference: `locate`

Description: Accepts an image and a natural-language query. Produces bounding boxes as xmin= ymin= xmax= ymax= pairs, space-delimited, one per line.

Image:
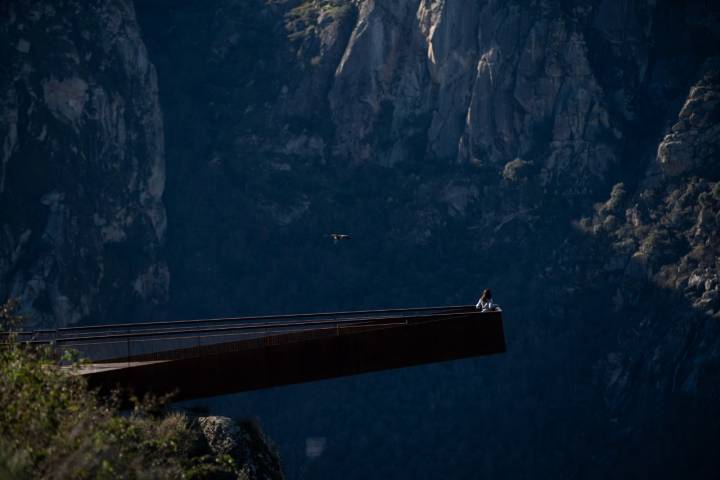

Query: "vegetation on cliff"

xmin=0 ymin=301 xmax=281 ymax=480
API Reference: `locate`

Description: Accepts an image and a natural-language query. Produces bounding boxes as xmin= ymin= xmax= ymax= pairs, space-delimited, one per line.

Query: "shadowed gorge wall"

xmin=133 ymin=1 xmax=720 ymax=478
xmin=1 ymin=0 xmax=719 ymax=478
xmin=0 ymin=0 xmax=168 ymax=327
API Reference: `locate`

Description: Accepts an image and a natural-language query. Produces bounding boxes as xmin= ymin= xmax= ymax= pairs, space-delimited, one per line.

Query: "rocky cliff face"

xmin=583 ymin=59 xmax=720 ymax=319
xmin=0 ymin=0 xmax=168 ymax=327
xmin=196 ymin=416 xmax=284 ymax=480
xmin=131 ymin=0 xmax=720 ymax=477
xmin=2 ymin=0 xmax=720 ymax=478
xmin=579 ymin=58 xmax=720 ymax=471
xmin=134 ymin=0 xmax=720 ymax=326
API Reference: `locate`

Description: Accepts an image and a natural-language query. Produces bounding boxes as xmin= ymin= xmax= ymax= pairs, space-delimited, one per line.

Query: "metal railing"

xmin=2 ymin=305 xmax=481 ymax=363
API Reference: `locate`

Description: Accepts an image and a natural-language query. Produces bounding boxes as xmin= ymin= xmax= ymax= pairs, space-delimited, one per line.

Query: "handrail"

xmin=4 ymin=304 xmax=474 ymax=337
xmin=72 ymin=310 xmax=496 ymax=364
xmin=24 ymin=309 xmax=481 ymax=345
xmin=59 ymin=304 xmax=472 ymax=332
xmin=53 ymin=320 xmax=407 ymax=351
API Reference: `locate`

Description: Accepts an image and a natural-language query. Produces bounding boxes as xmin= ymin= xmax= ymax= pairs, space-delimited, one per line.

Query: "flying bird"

xmin=330 ymin=233 xmax=351 ymax=242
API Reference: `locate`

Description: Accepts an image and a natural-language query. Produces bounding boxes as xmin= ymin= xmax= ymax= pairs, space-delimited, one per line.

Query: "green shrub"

xmin=0 ymin=301 xmax=237 ymax=480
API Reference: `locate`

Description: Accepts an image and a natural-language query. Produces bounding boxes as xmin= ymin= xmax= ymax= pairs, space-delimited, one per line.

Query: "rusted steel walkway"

xmin=13 ymin=305 xmax=505 ymax=401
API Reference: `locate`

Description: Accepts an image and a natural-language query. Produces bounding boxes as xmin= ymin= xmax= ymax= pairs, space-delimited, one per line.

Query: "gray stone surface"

xmin=0 ymin=0 xmax=168 ymax=326
xmin=197 ymin=416 xmax=283 ymax=480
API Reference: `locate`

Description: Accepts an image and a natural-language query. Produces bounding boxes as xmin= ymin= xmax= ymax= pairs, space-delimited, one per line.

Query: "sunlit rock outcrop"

xmin=197 ymin=416 xmax=283 ymax=480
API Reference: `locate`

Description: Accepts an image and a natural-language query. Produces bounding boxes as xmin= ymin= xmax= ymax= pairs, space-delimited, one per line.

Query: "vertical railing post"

xmin=54 ymin=326 xmax=59 ymax=361
xmin=127 ymin=327 xmax=130 ymax=367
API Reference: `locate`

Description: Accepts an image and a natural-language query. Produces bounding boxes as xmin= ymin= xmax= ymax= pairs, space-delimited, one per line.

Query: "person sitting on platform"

xmin=476 ymin=289 xmax=500 ymax=312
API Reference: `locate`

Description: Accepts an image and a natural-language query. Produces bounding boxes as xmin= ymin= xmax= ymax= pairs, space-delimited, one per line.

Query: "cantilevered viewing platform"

xmin=14 ymin=305 xmax=505 ymax=401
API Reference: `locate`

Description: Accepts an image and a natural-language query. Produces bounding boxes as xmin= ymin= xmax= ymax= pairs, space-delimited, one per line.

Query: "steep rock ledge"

xmin=0 ymin=0 xmax=168 ymax=327
xmin=580 ymin=59 xmax=720 ymax=424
